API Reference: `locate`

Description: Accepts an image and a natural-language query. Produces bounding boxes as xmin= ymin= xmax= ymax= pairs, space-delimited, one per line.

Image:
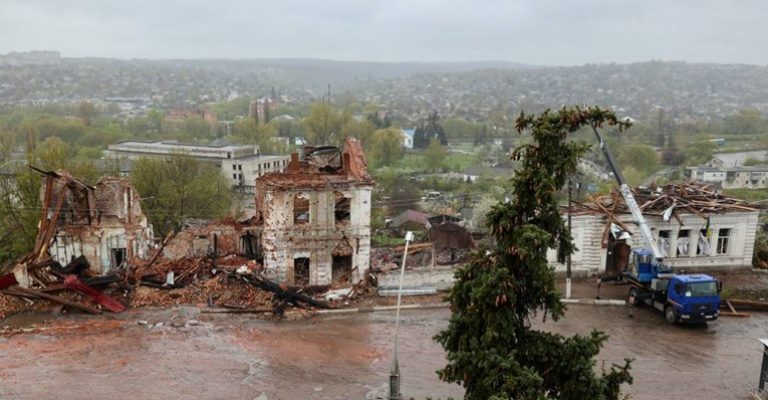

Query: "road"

xmin=0 ymin=304 xmax=766 ymax=399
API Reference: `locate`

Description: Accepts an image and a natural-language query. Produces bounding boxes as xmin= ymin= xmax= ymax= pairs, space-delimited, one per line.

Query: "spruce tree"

xmin=435 ymin=106 xmax=633 ymax=400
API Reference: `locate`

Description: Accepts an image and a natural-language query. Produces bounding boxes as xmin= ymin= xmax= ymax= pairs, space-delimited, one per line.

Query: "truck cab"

xmin=625 ymin=249 xmax=721 ymax=324
xmin=664 ymin=274 xmax=721 ymax=324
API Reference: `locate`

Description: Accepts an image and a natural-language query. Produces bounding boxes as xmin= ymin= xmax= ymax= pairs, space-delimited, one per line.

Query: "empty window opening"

xmin=111 ymin=248 xmax=126 ymax=268
xmin=334 ymin=191 xmax=351 ymax=224
xmin=716 ymin=228 xmax=730 ymax=255
xmin=676 ymin=230 xmax=690 ymax=257
xmin=332 ymin=255 xmax=353 ymax=284
xmin=658 ymin=230 xmax=670 ymax=258
xmin=294 ymin=193 xmax=310 ymax=224
xmin=241 ymin=232 xmax=260 ymax=260
xmin=294 ymin=257 xmax=310 ymax=286
xmin=696 ymin=229 xmax=711 ymax=256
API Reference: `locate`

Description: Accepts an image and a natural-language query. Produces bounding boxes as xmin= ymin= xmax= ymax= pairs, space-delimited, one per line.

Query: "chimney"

xmin=289 ymin=152 xmax=300 ymax=171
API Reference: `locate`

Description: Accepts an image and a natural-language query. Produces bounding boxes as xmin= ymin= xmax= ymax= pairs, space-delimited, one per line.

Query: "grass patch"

xmin=372 ymin=234 xmax=405 ymax=247
xmin=722 ymin=188 xmax=768 ymax=202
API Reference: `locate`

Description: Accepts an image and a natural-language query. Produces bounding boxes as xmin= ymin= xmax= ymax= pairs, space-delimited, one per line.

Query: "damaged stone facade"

xmin=42 ymin=171 xmax=154 ymax=275
xmin=255 ymin=138 xmax=374 ymax=286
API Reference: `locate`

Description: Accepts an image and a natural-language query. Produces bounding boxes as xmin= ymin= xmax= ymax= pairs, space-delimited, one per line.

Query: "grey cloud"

xmin=0 ymin=0 xmax=765 ymax=64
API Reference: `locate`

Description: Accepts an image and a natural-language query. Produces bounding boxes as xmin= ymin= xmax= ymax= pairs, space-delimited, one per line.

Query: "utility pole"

xmin=759 ymin=338 xmax=768 ymax=391
xmin=390 ymin=231 xmax=414 ymax=400
xmin=327 ymin=83 xmax=331 ymax=104
xmin=566 ymin=178 xmax=572 ymax=299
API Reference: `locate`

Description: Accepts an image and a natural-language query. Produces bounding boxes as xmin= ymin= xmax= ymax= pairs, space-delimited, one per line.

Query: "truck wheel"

xmin=664 ymin=305 xmax=678 ymax=324
xmin=627 ymin=287 xmax=641 ymax=306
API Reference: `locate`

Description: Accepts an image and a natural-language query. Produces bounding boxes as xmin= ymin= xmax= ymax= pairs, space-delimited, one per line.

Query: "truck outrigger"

xmin=591 ymin=120 xmax=721 ymax=324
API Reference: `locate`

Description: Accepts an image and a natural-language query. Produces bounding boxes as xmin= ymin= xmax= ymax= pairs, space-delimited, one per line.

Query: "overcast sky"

xmin=0 ymin=0 xmax=765 ymax=65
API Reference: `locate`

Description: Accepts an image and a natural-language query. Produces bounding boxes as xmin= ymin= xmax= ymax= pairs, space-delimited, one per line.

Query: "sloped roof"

xmin=389 ymin=209 xmax=431 ymax=228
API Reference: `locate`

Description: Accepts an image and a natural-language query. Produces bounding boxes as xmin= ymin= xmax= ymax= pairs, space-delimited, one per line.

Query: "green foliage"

xmin=414 ymin=112 xmax=448 ymax=149
xmin=683 ymin=136 xmax=717 ymax=166
xmin=230 ymin=119 xmax=283 ymax=153
xmin=425 ymin=138 xmax=448 ymax=171
xmin=743 ymin=157 xmax=765 ymax=166
xmin=77 ymin=101 xmax=98 ymax=127
xmin=616 ymin=143 xmax=660 ymax=179
xmin=130 ymin=156 xmax=233 ymax=236
xmin=0 ymin=169 xmax=41 ymax=261
xmin=435 ymin=106 xmax=632 ymax=400
xmin=722 ymin=108 xmax=768 ymax=136
xmin=367 ymin=127 xmax=404 ymax=168
xmin=302 ymin=102 xmax=349 ymax=145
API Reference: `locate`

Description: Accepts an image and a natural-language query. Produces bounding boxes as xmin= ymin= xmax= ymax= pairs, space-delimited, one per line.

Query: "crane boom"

xmin=590 ymin=124 xmax=663 ymax=261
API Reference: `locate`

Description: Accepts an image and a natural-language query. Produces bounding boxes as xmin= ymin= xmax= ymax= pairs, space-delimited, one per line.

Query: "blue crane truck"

xmin=624 ymin=249 xmax=721 ymax=324
xmin=590 ymin=120 xmax=721 ymax=325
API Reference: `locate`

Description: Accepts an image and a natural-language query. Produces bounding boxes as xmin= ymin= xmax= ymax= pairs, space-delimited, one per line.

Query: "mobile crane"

xmin=591 ymin=123 xmax=721 ymax=324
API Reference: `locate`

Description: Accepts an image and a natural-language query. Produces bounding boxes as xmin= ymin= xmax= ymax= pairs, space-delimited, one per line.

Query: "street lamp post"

xmin=566 ymin=178 xmax=573 ymax=299
xmin=390 ymin=231 xmax=414 ymax=400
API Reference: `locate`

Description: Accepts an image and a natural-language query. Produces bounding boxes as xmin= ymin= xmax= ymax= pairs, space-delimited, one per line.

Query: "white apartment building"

xmin=106 ymin=140 xmax=290 ymax=190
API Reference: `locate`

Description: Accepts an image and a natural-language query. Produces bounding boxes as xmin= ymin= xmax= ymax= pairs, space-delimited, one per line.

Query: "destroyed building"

xmin=40 ymin=170 xmax=154 ymax=275
xmin=254 ymin=138 xmax=374 ymax=286
xmin=549 ymin=182 xmax=761 ymax=276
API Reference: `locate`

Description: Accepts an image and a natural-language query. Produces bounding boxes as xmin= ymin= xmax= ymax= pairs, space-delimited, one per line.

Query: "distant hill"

xmin=1 ymin=55 xmax=767 ymax=121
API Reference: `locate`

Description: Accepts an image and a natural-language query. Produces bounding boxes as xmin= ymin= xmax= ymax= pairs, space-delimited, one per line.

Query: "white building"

xmin=401 ymin=129 xmax=415 ymax=150
xmin=106 ymin=140 xmax=290 ymax=191
xmin=685 ymin=165 xmax=768 ymax=189
xmin=549 ymin=210 xmax=760 ymax=276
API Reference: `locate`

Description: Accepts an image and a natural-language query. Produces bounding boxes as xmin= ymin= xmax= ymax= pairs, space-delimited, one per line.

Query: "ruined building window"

xmin=232 ymin=164 xmax=237 ymax=170
xmin=334 ymin=191 xmax=351 ymax=225
xmin=716 ymin=228 xmax=730 ymax=255
xmin=294 ymin=257 xmax=310 ymax=285
xmin=332 ymin=255 xmax=352 ymax=284
xmin=677 ymin=230 xmax=690 ymax=257
xmin=657 ymin=230 xmax=670 ymax=258
xmin=111 ymin=248 xmax=126 ymax=268
xmin=241 ymin=232 xmax=260 ymax=260
xmin=294 ymin=193 xmax=310 ymax=225
xmin=696 ymin=229 xmax=711 ymax=256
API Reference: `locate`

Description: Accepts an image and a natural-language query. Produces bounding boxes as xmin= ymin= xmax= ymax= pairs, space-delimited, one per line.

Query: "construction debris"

xmin=571 ymin=182 xmax=760 ymax=222
xmin=0 ymin=139 xmax=383 ymax=320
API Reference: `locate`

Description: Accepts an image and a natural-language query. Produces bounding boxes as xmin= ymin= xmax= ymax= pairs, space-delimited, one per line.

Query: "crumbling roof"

xmin=256 ymin=137 xmax=373 ymax=189
xmin=570 ymin=182 xmax=761 ymax=225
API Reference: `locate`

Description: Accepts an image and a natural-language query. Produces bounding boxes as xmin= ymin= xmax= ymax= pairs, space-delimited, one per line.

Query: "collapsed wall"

xmin=41 ymin=171 xmax=154 ymax=275
xmin=255 ymin=138 xmax=374 ymax=286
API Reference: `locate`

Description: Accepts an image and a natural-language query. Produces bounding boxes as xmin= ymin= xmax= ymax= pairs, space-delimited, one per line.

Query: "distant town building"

xmin=710 ymin=151 xmax=768 ymax=168
xmin=684 ymin=150 xmax=768 ymax=189
xmin=164 ymin=108 xmax=218 ymax=125
xmin=401 ymin=129 xmax=415 ymax=149
xmin=106 ymin=140 xmax=290 ymax=191
xmin=685 ymin=165 xmax=768 ymax=189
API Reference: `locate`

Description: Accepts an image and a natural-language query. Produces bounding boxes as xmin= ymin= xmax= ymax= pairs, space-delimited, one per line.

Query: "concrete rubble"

xmin=0 ymin=139 xmax=379 ymax=319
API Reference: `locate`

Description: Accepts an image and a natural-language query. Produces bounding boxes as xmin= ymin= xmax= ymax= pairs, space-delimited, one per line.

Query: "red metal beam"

xmin=64 ymin=275 xmax=125 ymax=313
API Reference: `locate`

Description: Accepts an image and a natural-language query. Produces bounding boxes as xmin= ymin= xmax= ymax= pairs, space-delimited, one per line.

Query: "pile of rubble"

xmin=0 ymin=168 xmax=342 ymax=320
xmin=370 ymin=242 xmax=471 ymax=274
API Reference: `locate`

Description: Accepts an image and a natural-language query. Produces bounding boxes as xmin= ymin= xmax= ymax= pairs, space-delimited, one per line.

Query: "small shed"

xmin=429 ymin=221 xmax=475 ymax=250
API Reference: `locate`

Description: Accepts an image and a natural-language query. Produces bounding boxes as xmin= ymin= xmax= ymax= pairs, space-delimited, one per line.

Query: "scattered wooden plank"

xmin=6 ymin=287 xmax=101 ymax=315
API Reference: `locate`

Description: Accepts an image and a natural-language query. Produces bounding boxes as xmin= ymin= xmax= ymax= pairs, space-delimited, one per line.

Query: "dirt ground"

xmin=1 ymin=270 xmax=768 ymax=400
xmin=1 ymin=300 xmax=767 ymax=400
